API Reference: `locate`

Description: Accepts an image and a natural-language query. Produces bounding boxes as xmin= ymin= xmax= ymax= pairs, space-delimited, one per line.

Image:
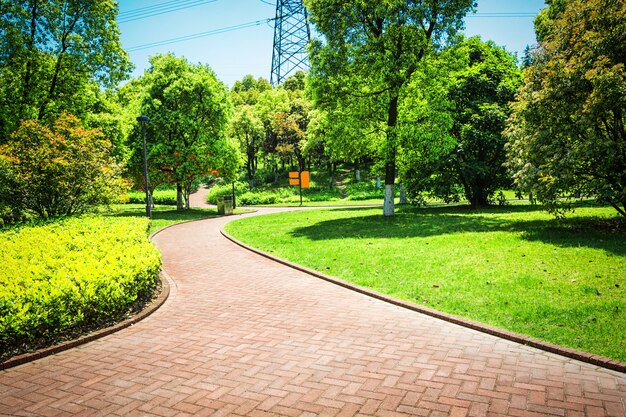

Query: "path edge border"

xmin=0 ymin=272 xmax=170 ymax=371
xmin=220 ymin=227 xmax=626 ymax=374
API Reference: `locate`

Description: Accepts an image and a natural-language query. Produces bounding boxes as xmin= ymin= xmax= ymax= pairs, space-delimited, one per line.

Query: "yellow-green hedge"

xmin=0 ymin=216 xmax=161 ymax=359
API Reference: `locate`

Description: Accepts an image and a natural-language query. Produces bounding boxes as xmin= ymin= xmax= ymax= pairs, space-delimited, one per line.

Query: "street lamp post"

xmin=136 ymin=115 xmax=151 ymax=218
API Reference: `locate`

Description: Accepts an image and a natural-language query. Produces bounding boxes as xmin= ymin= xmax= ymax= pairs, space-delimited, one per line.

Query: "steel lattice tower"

xmin=270 ymin=0 xmax=311 ymax=86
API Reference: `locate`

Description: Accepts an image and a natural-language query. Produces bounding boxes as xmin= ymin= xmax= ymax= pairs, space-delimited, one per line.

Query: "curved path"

xmin=1 ymin=209 xmax=626 ymax=416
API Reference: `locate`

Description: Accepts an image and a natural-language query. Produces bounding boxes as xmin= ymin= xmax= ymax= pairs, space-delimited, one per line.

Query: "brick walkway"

xmin=1 ymin=210 xmax=625 ymax=417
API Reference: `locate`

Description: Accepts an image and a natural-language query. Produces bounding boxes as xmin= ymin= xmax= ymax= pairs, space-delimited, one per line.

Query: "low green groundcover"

xmin=0 ymin=216 xmax=161 ymax=360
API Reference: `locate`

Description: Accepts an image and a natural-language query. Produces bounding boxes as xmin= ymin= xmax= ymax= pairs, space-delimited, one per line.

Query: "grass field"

xmin=106 ymin=204 xmax=249 ymax=234
xmin=225 ymin=203 xmax=626 ymax=361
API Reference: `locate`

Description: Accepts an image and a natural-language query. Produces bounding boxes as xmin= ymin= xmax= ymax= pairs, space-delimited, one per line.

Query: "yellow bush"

xmin=0 ymin=216 xmax=161 ymax=359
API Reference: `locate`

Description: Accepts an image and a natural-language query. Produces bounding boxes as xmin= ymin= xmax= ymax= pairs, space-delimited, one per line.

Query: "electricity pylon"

xmin=270 ymin=0 xmax=311 ymax=86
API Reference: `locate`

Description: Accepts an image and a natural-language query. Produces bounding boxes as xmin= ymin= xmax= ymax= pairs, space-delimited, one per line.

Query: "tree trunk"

xmin=38 ymin=11 xmax=81 ymax=120
xmin=353 ymin=159 xmax=360 ymax=181
xmin=383 ymin=95 xmax=399 ymax=217
xmin=19 ymin=0 xmax=38 ymax=121
xmin=246 ymin=162 xmax=252 ymax=189
xmin=383 ymin=176 xmax=395 ymax=216
xmin=399 ymin=184 xmax=407 ymax=205
xmin=469 ymin=193 xmax=489 ymax=208
xmin=466 ymin=181 xmax=489 ymax=208
xmin=327 ymin=161 xmax=334 ymax=189
xmin=176 ymin=183 xmax=183 ymax=210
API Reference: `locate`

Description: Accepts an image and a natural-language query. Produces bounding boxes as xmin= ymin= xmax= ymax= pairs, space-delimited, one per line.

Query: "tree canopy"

xmin=506 ymin=0 xmax=626 ymax=217
xmin=403 ymin=37 xmax=522 ymax=207
xmin=0 ymin=0 xmax=131 ymax=140
xmin=306 ymin=0 xmax=476 ymax=216
xmin=135 ymin=53 xmax=238 ymax=209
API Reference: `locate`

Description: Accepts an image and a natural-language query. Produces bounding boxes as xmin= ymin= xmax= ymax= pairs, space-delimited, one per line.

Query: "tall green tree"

xmin=403 ymin=37 xmax=522 ymax=207
xmin=229 ymin=75 xmax=274 ymax=188
xmin=255 ymin=87 xmax=290 ymax=180
xmin=273 ymin=93 xmax=311 ymax=172
xmin=231 ymin=75 xmax=272 ymax=106
xmin=306 ymin=0 xmax=476 ymax=216
xmin=230 ymin=105 xmax=264 ymax=189
xmin=138 ymin=53 xmax=236 ymax=209
xmin=506 ymin=0 xmax=626 ymax=217
xmin=0 ymin=0 xmax=131 ymax=140
xmin=117 ymin=78 xmax=169 ymax=201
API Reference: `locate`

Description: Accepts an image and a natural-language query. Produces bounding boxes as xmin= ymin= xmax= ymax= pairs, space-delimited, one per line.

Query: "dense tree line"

xmin=506 ymin=0 xmax=626 ymax=218
xmin=2 ymin=0 xmax=624 ymax=223
xmin=0 ymin=1 xmax=239 ymax=221
xmin=0 ymin=0 xmax=131 ymax=221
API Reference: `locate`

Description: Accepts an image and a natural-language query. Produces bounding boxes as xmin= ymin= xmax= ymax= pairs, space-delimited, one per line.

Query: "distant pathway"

xmin=0 ymin=194 xmax=625 ymax=416
xmin=189 ymin=184 xmax=215 ymax=209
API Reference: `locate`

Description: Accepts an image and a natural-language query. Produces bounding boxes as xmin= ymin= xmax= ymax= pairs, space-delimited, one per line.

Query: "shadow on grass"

xmin=291 ymin=204 xmax=626 ymax=256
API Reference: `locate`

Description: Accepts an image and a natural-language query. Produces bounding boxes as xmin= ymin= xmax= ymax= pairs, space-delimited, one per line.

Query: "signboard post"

xmin=289 ymin=170 xmax=310 ymax=206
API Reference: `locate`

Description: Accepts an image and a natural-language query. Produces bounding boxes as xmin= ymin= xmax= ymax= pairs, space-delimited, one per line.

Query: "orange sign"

xmin=288 ymin=171 xmax=310 ymax=188
xmin=300 ymin=171 xmax=310 ymax=188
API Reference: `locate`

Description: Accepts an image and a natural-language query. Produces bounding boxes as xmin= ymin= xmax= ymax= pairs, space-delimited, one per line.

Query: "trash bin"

xmin=217 ymin=195 xmax=233 ymax=215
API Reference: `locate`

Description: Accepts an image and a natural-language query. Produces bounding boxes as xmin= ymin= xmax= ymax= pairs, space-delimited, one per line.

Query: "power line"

xmin=126 ymin=18 xmax=274 ymax=52
xmin=119 ymin=0 xmax=187 ymax=16
xmin=123 ymin=4 xmax=537 ymax=55
xmin=468 ymin=13 xmax=536 ymax=18
xmin=118 ymin=0 xmax=218 ymax=24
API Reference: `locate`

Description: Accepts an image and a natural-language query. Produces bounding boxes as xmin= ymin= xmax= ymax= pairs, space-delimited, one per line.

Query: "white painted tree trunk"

xmin=383 ymin=184 xmax=394 ymax=217
xmin=399 ymin=184 xmax=407 ymax=205
xmin=376 ymin=177 xmax=381 ymax=189
xmin=355 ymin=169 xmax=361 ymax=181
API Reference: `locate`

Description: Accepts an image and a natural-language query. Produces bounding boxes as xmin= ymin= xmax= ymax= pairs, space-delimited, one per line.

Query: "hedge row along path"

xmin=1 ymin=198 xmax=625 ymax=416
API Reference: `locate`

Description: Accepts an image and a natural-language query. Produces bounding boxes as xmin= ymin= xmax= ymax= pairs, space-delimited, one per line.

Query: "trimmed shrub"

xmin=302 ymin=187 xmax=342 ymax=202
xmin=126 ymin=189 xmax=178 ymax=205
xmin=345 ymin=181 xmax=386 ymax=200
xmin=206 ymin=181 xmax=249 ymax=204
xmin=0 ymin=216 xmax=161 ymax=359
xmin=237 ymin=192 xmax=277 ymax=205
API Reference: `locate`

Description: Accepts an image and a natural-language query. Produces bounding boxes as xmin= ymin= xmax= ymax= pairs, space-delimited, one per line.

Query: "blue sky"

xmin=118 ymin=0 xmax=546 ymax=87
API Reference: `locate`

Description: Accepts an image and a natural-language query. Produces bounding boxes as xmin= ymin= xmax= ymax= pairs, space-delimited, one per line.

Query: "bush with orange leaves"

xmin=0 ymin=113 xmax=126 ymax=221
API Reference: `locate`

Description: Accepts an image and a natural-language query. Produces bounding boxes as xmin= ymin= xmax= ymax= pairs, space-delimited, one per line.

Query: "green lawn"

xmin=225 ymin=203 xmax=626 ymax=361
xmin=107 ymin=204 xmax=248 ymax=234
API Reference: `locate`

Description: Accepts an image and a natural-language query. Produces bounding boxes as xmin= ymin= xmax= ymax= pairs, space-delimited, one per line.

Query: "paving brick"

xmin=0 ymin=204 xmax=625 ymax=417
